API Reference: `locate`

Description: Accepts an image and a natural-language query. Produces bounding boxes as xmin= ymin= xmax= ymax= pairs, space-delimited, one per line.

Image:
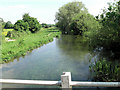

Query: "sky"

xmin=0 ymin=0 xmax=115 ymax=24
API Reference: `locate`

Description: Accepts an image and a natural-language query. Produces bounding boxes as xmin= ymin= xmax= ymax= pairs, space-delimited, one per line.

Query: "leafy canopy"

xmin=14 ymin=13 xmax=41 ymax=33
xmin=87 ymin=0 xmax=120 ymax=58
xmin=55 ymin=1 xmax=88 ymax=34
xmin=71 ymin=12 xmax=100 ymax=35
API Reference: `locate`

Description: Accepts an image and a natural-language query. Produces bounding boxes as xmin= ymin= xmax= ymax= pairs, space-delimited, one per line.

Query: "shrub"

xmin=14 ymin=20 xmax=29 ymax=32
xmin=89 ymin=59 xmax=120 ymax=81
xmin=4 ymin=21 xmax=14 ymax=29
xmin=23 ymin=13 xmax=41 ymax=33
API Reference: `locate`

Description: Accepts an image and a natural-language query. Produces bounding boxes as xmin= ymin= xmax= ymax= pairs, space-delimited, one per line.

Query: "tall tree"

xmin=55 ymin=1 xmax=88 ymax=34
xmin=87 ymin=0 xmax=120 ymax=59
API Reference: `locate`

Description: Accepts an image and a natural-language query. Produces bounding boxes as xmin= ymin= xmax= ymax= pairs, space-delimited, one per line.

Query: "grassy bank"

xmin=1 ymin=27 xmax=61 ymax=64
xmin=2 ymin=29 xmax=14 ymax=36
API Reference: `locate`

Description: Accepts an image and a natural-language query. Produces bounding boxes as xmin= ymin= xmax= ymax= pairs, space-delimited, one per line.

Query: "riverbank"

xmin=1 ymin=27 xmax=61 ymax=64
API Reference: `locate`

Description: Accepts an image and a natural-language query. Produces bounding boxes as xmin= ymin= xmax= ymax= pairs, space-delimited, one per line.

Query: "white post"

xmin=61 ymin=72 xmax=72 ymax=89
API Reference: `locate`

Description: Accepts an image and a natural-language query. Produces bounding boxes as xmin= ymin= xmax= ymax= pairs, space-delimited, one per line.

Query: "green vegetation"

xmin=55 ymin=0 xmax=120 ymax=81
xmin=55 ymin=1 xmax=88 ymax=34
xmin=1 ymin=27 xmax=61 ymax=64
xmin=0 ymin=17 xmax=6 ymax=29
xmin=71 ymin=13 xmax=100 ymax=35
xmin=1 ymin=0 xmax=120 ymax=82
xmin=90 ymin=59 xmax=120 ymax=81
xmin=1 ymin=14 xmax=60 ymax=64
xmin=87 ymin=1 xmax=120 ymax=81
xmin=14 ymin=20 xmax=29 ymax=32
xmin=4 ymin=21 xmax=14 ymax=29
xmin=41 ymin=23 xmax=55 ymax=28
xmin=87 ymin=1 xmax=120 ymax=59
xmin=15 ymin=13 xmax=41 ymax=33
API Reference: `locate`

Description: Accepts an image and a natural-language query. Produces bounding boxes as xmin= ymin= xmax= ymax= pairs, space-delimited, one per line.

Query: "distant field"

xmin=2 ymin=29 xmax=14 ymax=36
xmin=3 ymin=29 xmax=14 ymax=32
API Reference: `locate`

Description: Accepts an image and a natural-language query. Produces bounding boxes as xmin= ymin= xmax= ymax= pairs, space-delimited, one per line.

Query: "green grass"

xmin=1 ymin=27 xmax=61 ymax=63
xmin=2 ymin=29 xmax=14 ymax=36
xmin=3 ymin=29 xmax=14 ymax=32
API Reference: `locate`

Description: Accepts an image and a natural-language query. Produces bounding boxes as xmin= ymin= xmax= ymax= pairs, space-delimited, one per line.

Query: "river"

xmin=0 ymin=35 xmax=116 ymax=89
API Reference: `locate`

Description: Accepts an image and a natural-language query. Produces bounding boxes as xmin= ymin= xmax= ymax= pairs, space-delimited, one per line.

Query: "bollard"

xmin=61 ymin=72 xmax=72 ymax=89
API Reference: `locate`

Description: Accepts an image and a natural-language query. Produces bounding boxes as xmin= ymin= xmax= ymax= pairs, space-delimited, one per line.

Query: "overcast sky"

xmin=0 ymin=0 xmax=114 ymax=24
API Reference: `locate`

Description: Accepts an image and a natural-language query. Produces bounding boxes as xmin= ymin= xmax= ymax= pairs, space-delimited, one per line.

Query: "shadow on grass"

xmin=47 ymin=30 xmax=60 ymax=32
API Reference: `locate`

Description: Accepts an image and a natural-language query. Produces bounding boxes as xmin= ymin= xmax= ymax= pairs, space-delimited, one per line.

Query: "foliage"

xmin=6 ymin=30 xmax=31 ymax=38
xmin=22 ymin=13 xmax=42 ymax=33
xmin=55 ymin=1 xmax=88 ymax=34
xmin=2 ymin=29 xmax=13 ymax=36
xmin=70 ymin=13 xmax=100 ymax=35
xmin=4 ymin=21 xmax=14 ymax=29
xmin=41 ymin=23 xmax=47 ymax=27
xmin=41 ymin=23 xmax=54 ymax=28
xmin=1 ymin=27 xmax=61 ymax=63
xmin=87 ymin=1 xmax=120 ymax=58
xmin=0 ymin=17 xmax=6 ymax=29
xmin=14 ymin=20 xmax=29 ymax=32
xmin=14 ymin=13 xmax=41 ymax=33
xmin=0 ymin=17 xmax=4 ymax=22
xmin=89 ymin=59 xmax=120 ymax=81
xmin=2 ymin=31 xmax=8 ymax=36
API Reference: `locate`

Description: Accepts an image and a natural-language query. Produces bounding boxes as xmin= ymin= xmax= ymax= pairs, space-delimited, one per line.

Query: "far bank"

xmin=1 ymin=27 xmax=61 ymax=64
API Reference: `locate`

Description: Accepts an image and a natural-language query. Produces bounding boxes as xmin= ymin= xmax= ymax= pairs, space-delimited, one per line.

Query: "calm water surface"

xmin=1 ymin=35 xmax=94 ymax=88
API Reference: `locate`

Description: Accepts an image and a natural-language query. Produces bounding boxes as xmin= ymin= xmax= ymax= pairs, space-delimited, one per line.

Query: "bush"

xmin=41 ymin=23 xmax=47 ymax=27
xmin=23 ymin=13 xmax=41 ymax=33
xmin=6 ymin=31 xmax=12 ymax=37
xmin=6 ymin=30 xmax=31 ymax=38
xmin=4 ymin=21 xmax=14 ymax=29
xmin=27 ymin=17 xmax=41 ymax=33
xmin=14 ymin=13 xmax=42 ymax=33
xmin=14 ymin=20 xmax=29 ymax=32
xmin=90 ymin=59 xmax=120 ymax=81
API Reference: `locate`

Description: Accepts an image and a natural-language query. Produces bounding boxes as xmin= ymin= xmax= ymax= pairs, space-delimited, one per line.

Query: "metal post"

xmin=61 ymin=72 xmax=72 ymax=89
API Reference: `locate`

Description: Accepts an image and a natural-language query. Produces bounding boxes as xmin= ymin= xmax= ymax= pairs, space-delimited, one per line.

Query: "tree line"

xmin=1 ymin=14 xmax=42 ymax=33
xmin=0 ymin=14 xmax=55 ymax=33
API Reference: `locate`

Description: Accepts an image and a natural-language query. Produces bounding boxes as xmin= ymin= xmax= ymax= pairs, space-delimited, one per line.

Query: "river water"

xmin=0 ymin=35 xmax=117 ymax=89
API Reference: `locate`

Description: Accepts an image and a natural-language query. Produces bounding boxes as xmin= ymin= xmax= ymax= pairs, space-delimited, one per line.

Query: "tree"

xmin=28 ymin=17 xmax=41 ymax=33
xmin=41 ymin=23 xmax=47 ymax=27
xmin=55 ymin=1 xmax=88 ymax=34
xmin=0 ymin=17 xmax=4 ymax=22
xmin=4 ymin=21 xmax=14 ymax=29
xmin=23 ymin=13 xmax=41 ymax=33
xmin=0 ymin=17 xmax=6 ymax=29
xmin=14 ymin=20 xmax=29 ymax=32
xmin=70 ymin=12 xmax=100 ymax=35
xmin=87 ymin=0 xmax=120 ymax=59
xmin=22 ymin=13 xmax=31 ymax=22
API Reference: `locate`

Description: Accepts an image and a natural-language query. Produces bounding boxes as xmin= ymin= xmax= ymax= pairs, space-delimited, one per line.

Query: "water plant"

xmin=89 ymin=59 xmax=120 ymax=81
